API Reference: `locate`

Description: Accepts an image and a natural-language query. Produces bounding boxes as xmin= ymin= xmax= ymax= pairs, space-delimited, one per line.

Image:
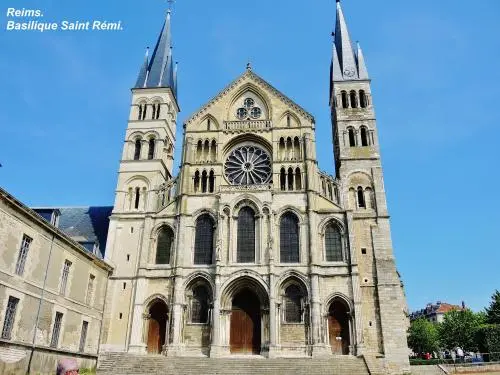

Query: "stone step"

xmin=97 ymin=353 xmax=370 ymax=375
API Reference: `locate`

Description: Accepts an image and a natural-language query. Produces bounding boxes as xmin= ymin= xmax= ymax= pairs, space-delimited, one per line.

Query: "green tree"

xmin=438 ymin=309 xmax=482 ymax=351
xmin=486 ymin=290 xmax=500 ymax=324
xmin=408 ymin=318 xmax=439 ymax=354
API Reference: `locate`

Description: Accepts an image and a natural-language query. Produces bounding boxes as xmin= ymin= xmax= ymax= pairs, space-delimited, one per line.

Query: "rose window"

xmin=236 ymin=98 xmax=262 ymax=120
xmin=224 ymin=145 xmax=272 ymax=185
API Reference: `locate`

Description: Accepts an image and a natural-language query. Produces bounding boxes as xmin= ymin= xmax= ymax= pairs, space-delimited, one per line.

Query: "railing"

xmin=219 ymin=184 xmax=273 ymax=193
xmin=224 ymin=120 xmax=272 ymax=132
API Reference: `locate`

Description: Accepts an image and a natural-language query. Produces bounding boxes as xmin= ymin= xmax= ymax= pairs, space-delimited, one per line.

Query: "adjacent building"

xmin=0 ymin=188 xmax=113 ymax=374
xmin=410 ymin=302 xmax=465 ymax=323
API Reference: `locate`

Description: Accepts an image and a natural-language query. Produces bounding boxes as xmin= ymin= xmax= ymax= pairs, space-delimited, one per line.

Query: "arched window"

xmin=201 ymin=170 xmax=208 ymax=193
xmin=148 ymin=138 xmax=155 ymax=159
xmin=357 ymin=187 xmax=366 ymax=208
xmin=348 ymin=128 xmax=356 ymax=147
xmin=152 ymin=103 xmax=161 ymax=120
xmin=328 ymin=184 xmax=333 ymax=200
xmin=138 ymin=104 xmax=147 ymax=120
xmin=350 ymin=91 xmax=358 ymax=108
xmin=191 ymin=285 xmax=210 ymax=323
xmin=287 ymin=168 xmax=294 ymax=191
xmin=210 ymin=140 xmax=217 ymax=161
xmin=325 ymin=223 xmax=343 ymax=262
xmin=134 ymin=139 xmax=142 ymax=160
xmin=286 ymin=137 xmax=293 ymax=160
xmin=194 ymin=214 xmax=214 ymax=265
xmin=194 ymin=171 xmax=200 ymax=193
xmin=208 ymin=170 xmax=215 ymax=193
xmin=207 ymin=118 xmax=211 ymax=131
xmin=280 ymin=212 xmax=300 ymax=263
xmin=279 ymin=138 xmax=286 ymax=160
xmin=203 ymin=140 xmax=210 ymax=161
xmin=237 ymin=207 xmax=255 ymax=263
xmin=156 ymin=226 xmax=173 ymax=264
xmin=280 ymin=168 xmax=286 ymax=191
xmin=134 ymin=187 xmax=140 ymax=209
xmin=341 ymin=91 xmax=348 ymax=108
xmin=359 ymin=90 xmax=367 ymax=108
xmin=295 ymin=168 xmax=302 ymax=190
xmin=284 ymin=285 xmax=304 ymax=323
xmin=360 ymin=127 xmax=369 ymax=147
xmin=196 ymin=140 xmax=203 ymax=161
xmin=287 ymin=115 xmax=291 ymax=127
xmin=293 ymin=137 xmax=301 ymax=160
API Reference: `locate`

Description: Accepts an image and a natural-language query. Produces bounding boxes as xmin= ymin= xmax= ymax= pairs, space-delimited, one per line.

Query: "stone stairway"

xmin=97 ymin=352 xmax=371 ymax=375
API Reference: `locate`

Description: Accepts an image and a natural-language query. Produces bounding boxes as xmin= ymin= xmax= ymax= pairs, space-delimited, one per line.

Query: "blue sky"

xmin=1 ymin=0 xmax=499 ymax=313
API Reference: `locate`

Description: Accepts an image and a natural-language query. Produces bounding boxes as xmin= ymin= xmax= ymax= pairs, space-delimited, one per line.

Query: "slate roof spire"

xmin=331 ymin=0 xmax=369 ymax=82
xmin=134 ymin=10 xmax=177 ymax=98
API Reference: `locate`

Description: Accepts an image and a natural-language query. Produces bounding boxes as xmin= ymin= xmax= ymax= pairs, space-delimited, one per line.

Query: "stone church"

xmin=99 ymin=1 xmax=410 ymax=373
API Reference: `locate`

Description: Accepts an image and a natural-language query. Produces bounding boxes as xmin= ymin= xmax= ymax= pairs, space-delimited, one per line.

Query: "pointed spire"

xmin=334 ymin=0 xmax=359 ymax=80
xmin=173 ymin=62 xmax=178 ymax=97
xmin=356 ymin=41 xmax=369 ymax=79
xmin=146 ymin=10 xmax=172 ymax=87
xmin=331 ymin=42 xmax=343 ymax=81
xmin=134 ymin=47 xmax=149 ymax=88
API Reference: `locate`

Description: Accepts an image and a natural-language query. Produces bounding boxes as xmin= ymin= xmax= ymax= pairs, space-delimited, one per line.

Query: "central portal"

xmin=230 ymin=289 xmax=261 ymax=354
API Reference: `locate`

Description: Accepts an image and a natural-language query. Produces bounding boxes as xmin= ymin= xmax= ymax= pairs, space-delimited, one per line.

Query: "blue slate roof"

xmin=134 ymin=10 xmax=177 ymax=99
xmin=33 ymin=206 xmax=113 ymax=258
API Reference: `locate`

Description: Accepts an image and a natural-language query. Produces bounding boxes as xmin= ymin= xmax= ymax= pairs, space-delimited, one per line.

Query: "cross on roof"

xmin=167 ymin=0 xmax=175 ymax=10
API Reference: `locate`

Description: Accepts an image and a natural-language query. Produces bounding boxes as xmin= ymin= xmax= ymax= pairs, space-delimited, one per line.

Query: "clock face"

xmin=343 ymin=68 xmax=355 ymax=78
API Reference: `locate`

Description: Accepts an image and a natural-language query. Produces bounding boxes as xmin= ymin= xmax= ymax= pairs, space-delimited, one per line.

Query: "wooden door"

xmin=230 ymin=290 xmax=261 ymax=354
xmin=329 ymin=316 xmax=343 ymax=354
xmin=147 ymin=319 xmax=160 ymax=353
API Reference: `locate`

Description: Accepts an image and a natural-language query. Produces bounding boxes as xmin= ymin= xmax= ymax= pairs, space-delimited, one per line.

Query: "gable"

xmin=184 ymin=69 xmax=314 ymax=130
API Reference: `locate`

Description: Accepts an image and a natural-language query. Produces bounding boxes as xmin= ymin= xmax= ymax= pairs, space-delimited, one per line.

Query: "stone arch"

xmin=318 ymin=215 xmax=346 ymax=236
xmin=227 ymin=83 xmax=272 ymax=120
xmin=144 ymin=296 xmax=169 ymax=354
xmin=231 ymin=195 xmax=263 ymax=216
xmin=324 ymin=293 xmax=353 ymax=314
xmin=199 ymin=114 xmax=220 ymax=131
xmin=325 ymin=293 xmax=353 ymax=355
xmin=275 ymin=206 xmax=305 ymax=225
xmin=183 ymin=272 xmax=215 ymax=297
xmin=222 ymin=133 xmax=273 ymax=156
xmin=220 ymin=272 xmax=269 ymax=309
xmin=191 ymin=208 xmax=218 ymax=223
xmin=278 ymin=111 xmax=301 ymax=128
xmin=275 ymin=271 xmax=310 ymax=299
xmin=144 ymin=293 xmax=170 ymax=308
xmin=124 ymin=175 xmax=151 ymax=189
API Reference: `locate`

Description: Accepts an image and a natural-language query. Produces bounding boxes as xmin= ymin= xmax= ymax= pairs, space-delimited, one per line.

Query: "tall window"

xmin=360 ymin=127 xmax=369 ymax=146
xmin=134 ymin=187 xmax=140 ymax=209
xmin=194 ymin=171 xmax=200 ymax=193
xmin=86 ymin=274 xmax=95 ymax=305
xmin=357 ymin=187 xmax=366 ymax=208
xmin=194 ymin=215 xmax=215 ymax=265
xmin=280 ymin=168 xmax=286 ymax=191
xmin=79 ymin=321 xmax=88 ymax=352
xmin=280 ymin=213 xmax=300 ymax=263
xmin=208 ymin=171 xmax=215 ymax=193
xmin=201 ymin=171 xmax=208 ymax=193
xmin=325 ymin=223 xmax=343 ymax=262
xmin=156 ymin=227 xmax=173 ymax=264
xmin=15 ymin=234 xmax=32 ymax=276
xmin=341 ymin=91 xmax=348 ymax=108
xmin=60 ymin=260 xmax=72 ymax=295
xmin=350 ymin=91 xmax=358 ymax=108
xmin=359 ymin=90 xmax=367 ymax=108
xmin=50 ymin=312 xmax=63 ymax=348
xmin=348 ymin=128 xmax=356 ymax=147
xmin=284 ymin=285 xmax=303 ymax=323
xmin=237 ymin=207 xmax=256 ymax=263
xmin=190 ymin=285 xmax=210 ymax=323
xmin=134 ymin=139 xmax=142 ymax=160
xmin=1 ymin=296 xmax=19 ymax=339
xmin=148 ymin=138 xmax=155 ymax=159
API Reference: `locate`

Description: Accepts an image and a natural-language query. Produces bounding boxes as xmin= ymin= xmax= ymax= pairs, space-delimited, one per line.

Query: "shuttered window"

xmin=194 ymin=215 xmax=214 ymax=265
xmin=325 ymin=223 xmax=343 ymax=262
xmin=280 ymin=213 xmax=300 ymax=263
xmin=237 ymin=207 xmax=255 ymax=263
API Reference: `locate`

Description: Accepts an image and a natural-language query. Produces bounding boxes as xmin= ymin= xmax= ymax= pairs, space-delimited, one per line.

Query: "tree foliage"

xmin=438 ymin=310 xmax=482 ymax=351
xmin=408 ymin=318 xmax=439 ymax=354
xmin=486 ymin=290 xmax=500 ymax=325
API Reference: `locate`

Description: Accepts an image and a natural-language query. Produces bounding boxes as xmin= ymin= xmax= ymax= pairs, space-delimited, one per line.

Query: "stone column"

xmin=128 ymin=304 xmax=147 ymax=353
xmin=168 ymin=277 xmax=184 ymax=355
xmin=311 ymin=275 xmax=330 ymax=357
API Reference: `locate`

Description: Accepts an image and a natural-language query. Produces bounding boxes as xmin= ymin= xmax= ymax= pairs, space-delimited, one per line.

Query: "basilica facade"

xmin=99 ymin=1 xmax=410 ymax=373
